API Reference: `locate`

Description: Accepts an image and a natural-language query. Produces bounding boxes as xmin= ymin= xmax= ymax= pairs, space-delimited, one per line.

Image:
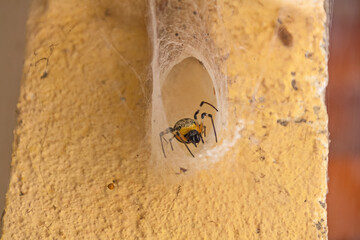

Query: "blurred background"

xmin=327 ymin=0 xmax=360 ymax=239
xmin=0 ymin=0 xmax=30 ymax=223
xmin=0 ymin=0 xmax=359 ymax=239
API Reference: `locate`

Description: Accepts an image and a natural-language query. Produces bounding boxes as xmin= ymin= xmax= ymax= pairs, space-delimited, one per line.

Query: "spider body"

xmin=160 ymin=101 xmax=218 ymax=158
xmin=173 ymin=118 xmax=203 ymax=145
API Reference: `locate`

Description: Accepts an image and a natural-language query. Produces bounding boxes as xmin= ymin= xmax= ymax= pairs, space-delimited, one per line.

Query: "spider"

xmin=159 ymin=101 xmax=218 ymax=158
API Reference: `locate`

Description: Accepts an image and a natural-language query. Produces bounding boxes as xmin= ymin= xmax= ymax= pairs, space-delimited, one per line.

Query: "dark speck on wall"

xmin=278 ymin=25 xmax=293 ymax=47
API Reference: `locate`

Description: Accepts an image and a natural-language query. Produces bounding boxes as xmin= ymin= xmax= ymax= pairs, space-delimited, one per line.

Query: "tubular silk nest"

xmin=149 ymin=0 xmax=229 ymax=175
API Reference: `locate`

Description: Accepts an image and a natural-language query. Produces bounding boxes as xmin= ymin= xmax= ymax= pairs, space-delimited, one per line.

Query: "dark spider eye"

xmin=193 ymin=134 xmax=200 ymax=143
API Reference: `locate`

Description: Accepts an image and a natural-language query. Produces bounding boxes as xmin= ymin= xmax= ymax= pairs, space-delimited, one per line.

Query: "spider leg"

xmin=160 ymin=127 xmax=174 ymax=158
xmin=199 ymin=134 xmax=204 ymax=144
xmin=160 ymin=136 xmax=166 ymax=158
xmin=175 ymin=132 xmax=195 ymax=158
xmin=201 ymin=112 xmax=218 ymax=142
xmin=194 ymin=101 xmax=217 ymax=138
xmin=184 ymin=142 xmax=195 ymax=158
xmin=168 ymin=136 xmax=175 ymax=151
xmin=200 ymin=101 xmax=219 ymax=112
xmin=195 ymin=101 xmax=218 ymax=122
xmin=194 ymin=109 xmax=200 ymax=120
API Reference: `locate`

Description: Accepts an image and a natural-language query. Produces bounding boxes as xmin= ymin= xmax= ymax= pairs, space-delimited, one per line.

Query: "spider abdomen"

xmin=174 ymin=118 xmax=199 ymax=142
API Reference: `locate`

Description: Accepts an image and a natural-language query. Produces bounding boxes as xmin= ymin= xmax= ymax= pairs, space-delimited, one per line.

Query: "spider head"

xmin=185 ymin=130 xmax=202 ymax=147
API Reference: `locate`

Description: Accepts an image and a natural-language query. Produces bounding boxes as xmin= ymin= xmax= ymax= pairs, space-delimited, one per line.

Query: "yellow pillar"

xmin=2 ymin=0 xmax=329 ymax=239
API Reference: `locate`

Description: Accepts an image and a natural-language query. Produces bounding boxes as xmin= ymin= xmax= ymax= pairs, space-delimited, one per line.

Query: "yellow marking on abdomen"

xmin=179 ymin=124 xmax=197 ymax=136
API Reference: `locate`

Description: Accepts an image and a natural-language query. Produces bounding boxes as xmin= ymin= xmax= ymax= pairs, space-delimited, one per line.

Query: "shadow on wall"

xmin=0 ymin=1 xmax=30 ymax=217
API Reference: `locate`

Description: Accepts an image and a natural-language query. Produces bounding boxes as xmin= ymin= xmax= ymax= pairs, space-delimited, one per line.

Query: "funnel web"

xmin=148 ymin=0 xmax=233 ymax=178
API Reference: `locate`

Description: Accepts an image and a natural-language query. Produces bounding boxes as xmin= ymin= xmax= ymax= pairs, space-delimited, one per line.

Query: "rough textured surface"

xmin=1 ymin=0 xmax=329 ymax=239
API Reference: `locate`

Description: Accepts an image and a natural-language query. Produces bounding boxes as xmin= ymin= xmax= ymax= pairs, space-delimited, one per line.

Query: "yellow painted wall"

xmin=1 ymin=0 xmax=329 ymax=239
